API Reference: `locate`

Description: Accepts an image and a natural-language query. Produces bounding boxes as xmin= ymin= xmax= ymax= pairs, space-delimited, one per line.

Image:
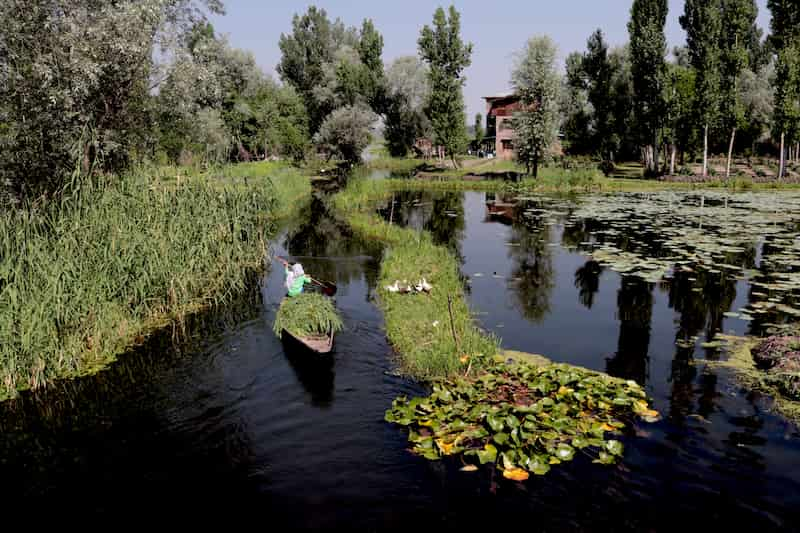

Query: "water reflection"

xmin=508 ymin=208 xmax=554 ymax=323
xmin=575 ymin=260 xmax=603 ymax=309
xmin=606 ymin=276 xmax=653 ymax=384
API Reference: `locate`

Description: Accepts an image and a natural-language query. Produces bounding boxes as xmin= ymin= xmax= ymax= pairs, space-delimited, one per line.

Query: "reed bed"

xmin=0 ymin=164 xmax=310 ymax=400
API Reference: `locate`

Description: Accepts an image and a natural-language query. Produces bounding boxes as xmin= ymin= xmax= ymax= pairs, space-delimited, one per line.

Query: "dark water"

xmin=2 ymin=192 xmax=800 ymax=530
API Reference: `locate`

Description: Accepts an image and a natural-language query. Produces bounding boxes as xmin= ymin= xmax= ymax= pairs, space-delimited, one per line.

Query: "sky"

xmin=210 ymin=0 xmax=771 ymax=120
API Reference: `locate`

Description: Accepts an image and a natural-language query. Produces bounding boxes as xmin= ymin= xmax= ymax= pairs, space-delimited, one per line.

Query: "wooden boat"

xmin=281 ymin=328 xmax=335 ymax=354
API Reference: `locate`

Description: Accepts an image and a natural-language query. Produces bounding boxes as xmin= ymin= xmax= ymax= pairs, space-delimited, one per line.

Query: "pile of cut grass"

xmin=272 ymin=292 xmax=343 ymax=338
xmin=0 ymin=163 xmax=310 ymax=400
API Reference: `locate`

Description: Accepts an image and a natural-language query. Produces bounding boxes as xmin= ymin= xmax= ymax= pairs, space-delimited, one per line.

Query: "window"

xmin=501 ymin=139 xmax=514 ymax=150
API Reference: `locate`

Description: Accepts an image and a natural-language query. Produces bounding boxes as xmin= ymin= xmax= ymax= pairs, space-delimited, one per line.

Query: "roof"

xmin=482 ymin=92 xmax=517 ymax=101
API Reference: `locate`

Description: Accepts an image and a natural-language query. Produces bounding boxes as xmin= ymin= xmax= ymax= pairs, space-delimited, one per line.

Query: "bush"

xmin=313 ymin=104 xmax=378 ymax=164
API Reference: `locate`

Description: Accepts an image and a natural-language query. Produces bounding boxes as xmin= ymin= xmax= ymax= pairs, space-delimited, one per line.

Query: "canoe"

xmin=281 ymin=328 xmax=335 ymax=354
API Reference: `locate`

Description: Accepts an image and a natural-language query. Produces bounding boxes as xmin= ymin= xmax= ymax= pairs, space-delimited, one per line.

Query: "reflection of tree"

xmin=574 ymin=260 xmax=603 ymax=309
xmin=606 ymin=276 xmax=653 ymax=385
xmin=377 ymin=191 xmax=465 ymax=260
xmin=509 ymin=216 xmax=554 ymax=323
xmin=283 ymin=195 xmax=383 ymax=291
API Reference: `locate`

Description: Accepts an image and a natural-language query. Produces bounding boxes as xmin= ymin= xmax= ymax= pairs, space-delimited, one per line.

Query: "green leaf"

xmin=604 ymin=439 xmax=624 ymax=457
xmin=477 ymin=443 xmax=498 ymax=464
xmin=493 ymin=432 xmax=510 ymax=445
xmin=486 ymin=414 xmax=505 ymax=432
xmin=555 ymin=443 xmax=575 ymax=461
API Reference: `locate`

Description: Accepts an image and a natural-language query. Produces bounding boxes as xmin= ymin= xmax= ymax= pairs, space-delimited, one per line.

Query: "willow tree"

xmin=768 ymin=0 xmax=800 ymax=178
xmin=628 ymin=0 xmax=668 ymax=176
xmin=720 ymin=0 xmax=758 ymax=178
xmin=418 ymin=5 xmax=473 ymax=167
xmin=511 ymin=36 xmax=561 ymax=178
xmin=681 ymin=0 xmax=722 ymax=177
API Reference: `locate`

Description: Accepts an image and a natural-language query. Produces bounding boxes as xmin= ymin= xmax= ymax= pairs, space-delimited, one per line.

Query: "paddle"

xmin=275 ymin=256 xmax=337 ymax=296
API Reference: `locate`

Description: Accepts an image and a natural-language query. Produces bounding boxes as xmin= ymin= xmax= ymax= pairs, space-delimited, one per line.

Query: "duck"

xmin=384 ymin=280 xmax=400 ymax=293
xmin=398 ymin=279 xmax=413 ymax=293
xmin=418 ymin=278 xmax=433 ymax=292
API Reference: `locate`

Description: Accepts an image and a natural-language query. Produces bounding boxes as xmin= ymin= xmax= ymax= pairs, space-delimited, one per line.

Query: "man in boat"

xmin=281 ymin=259 xmax=313 ymax=297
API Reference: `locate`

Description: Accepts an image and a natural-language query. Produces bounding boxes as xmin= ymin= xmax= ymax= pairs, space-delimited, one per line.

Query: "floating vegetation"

xmin=386 ymin=361 xmax=659 ymax=479
xmin=272 ymin=293 xmax=343 ymax=338
xmin=700 ymin=333 xmax=800 ymax=424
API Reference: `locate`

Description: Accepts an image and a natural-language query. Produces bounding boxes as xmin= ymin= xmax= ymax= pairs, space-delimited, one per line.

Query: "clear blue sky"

xmin=210 ymin=0 xmax=770 ymax=120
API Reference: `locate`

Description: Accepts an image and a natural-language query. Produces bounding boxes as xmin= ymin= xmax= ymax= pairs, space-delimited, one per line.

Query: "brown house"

xmin=483 ymin=93 xmax=521 ymax=160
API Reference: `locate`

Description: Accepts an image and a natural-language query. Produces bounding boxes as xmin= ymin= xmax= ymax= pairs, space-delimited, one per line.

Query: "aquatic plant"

xmin=0 ymin=163 xmax=310 ymax=400
xmin=386 ymin=360 xmax=659 ymax=480
xmin=272 ymin=293 xmax=343 ymax=338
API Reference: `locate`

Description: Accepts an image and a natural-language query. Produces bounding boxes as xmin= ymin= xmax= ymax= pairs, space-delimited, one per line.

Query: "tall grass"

xmin=333 ymin=177 xmax=498 ymax=380
xmin=0 ymin=164 xmax=310 ymax=400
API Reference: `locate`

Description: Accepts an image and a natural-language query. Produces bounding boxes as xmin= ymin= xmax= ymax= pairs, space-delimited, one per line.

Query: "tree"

xmin=313 ymin=104 xmax=377 ymax=164
xmin=664 ymin=61 xmax=696 ymax=172
xmin=473 ymin=113 xmax=484 ymax=149
xmin=768 ymin=0 xmax=800 ymax=178
xmin=608 ymin=46 xmax=637 ymax=161
xmin=277 ymin=7 xmax=356 ymax=134
xmin=383 ymin=56 xmax=430 ymax=157
xmin=560 ymin=51 xmax=593 ymax=154
xmin=719 ymin=0 xmax=758 ymax=178
xmin=418 ymin=6 xmax=473 ymax=166
xmin=681 ymin=0 xmax=722 ymax=177
xmin=511 ymin=36 xmax=562 ymax=178
xmin=738 ymin=62 xmax=774 ymax=153
xmin=583 ymin=29 xmax=615 ymax=163
xmin=628 ymin=0 xmax=668 ymax=176
xmin=358 ymin=19 xmax=387 ymax=112
xmin=0 ymin=0 xmax=224 ymax=199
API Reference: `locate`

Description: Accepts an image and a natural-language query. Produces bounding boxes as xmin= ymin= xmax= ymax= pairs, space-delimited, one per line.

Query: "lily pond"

xmin=2 ymin=190 xmax=800 ymax=530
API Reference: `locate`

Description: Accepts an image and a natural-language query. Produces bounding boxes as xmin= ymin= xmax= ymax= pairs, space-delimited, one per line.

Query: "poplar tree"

xmin=418 ymin=5 xmax=473 ymax=167
xmin=681 ymin=0 xmax=722 ymax=177
xmin=768 ymin=0 xmax=800 ymax=178
xmin=719 ymin=0 xmax=758 ymax=178
xmin=511 ymin=36 xmax=561 ymax=178
xmin=583 ymin=29 xmax=614 ymax=163
xmin=628 ymin=0 xmax=668 ymax=175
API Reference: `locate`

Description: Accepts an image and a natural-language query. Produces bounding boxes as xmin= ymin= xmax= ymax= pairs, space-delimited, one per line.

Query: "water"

xmin=2 ymin=191 xmax=800 ymax=530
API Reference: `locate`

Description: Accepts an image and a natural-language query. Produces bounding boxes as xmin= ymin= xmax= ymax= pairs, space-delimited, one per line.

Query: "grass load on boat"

xmin=386 ymin=360 xmax=660 ymax=480
xmin=273 ymin=293 xmax=343 ymax=340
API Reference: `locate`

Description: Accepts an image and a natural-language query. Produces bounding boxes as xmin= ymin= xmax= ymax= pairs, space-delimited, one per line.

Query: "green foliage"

xmin=583 ymin=30 xmax=615 ymax=159
xmin=313 ymin=104 xmax=377 ymax=163
xmin=418 ymin=6 xmax=473 ymax=165
xmin=0 ymin=163 xmax=309 ymax=400
xmin=272 ymin=293 xmax=343 ymax=338
xmin=278 ymin=6 xmax=356 ymax=133
xmin=719 ymin=0 xmax=758 ymax=133
xmin=384 ymin=56 xmax=431 ymax=157
xmin=768 ymin=0 xmax=800 ymax=143
xmin=511 ymin=36 xmax=562 ymax=178
xmin=0 ymin=0 xmax=221 ymax=198
xmin=385 ymin=361 xmax=659 ymax=476
xmin=681 ymin=0 xmax=722 ymax=132
xmin=629 ymin=0 xmax=668 ymax=172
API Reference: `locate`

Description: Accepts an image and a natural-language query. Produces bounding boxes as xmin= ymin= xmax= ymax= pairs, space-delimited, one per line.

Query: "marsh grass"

xmin=333 ymin=177 xmax=498 ymax=380
xmin=0 ymin=163 xmax=310 ymax=400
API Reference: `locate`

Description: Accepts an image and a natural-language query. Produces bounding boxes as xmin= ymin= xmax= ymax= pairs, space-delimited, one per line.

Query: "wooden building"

xmin=483 ymin=93 xmax=521 ymax=160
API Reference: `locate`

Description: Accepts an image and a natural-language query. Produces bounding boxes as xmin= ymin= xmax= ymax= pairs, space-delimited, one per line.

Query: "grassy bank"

xmin=0 ymin=163 xmax=310 ymax=400
xmin=367 ymin=157 xmax=800 ymax=193
xmin=333 ymin=178 xmax=498 ymax=380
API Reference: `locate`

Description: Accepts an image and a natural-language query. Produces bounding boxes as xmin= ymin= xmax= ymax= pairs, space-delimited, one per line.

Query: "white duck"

xmin=419 ymin=278 xmax=433 ymax=292
xmin=384 ymin=280 xmax=400 ymax=293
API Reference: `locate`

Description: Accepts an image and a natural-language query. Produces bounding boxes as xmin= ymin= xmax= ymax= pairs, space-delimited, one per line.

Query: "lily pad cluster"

xmin=515 ymin=191 xmax=800 ymax=325
xmin=386 ymin=362 xmax=659 ymax=481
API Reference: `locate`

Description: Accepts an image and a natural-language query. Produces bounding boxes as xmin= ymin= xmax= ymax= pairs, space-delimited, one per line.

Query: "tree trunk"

xmin=725 ymin=128 xmax=736 ymax=180
xmin=533 ymin=157 xmax=539 ymax=179
xmin=670 ymin=144 xmax=676 ymax=175
xmin=779 ymin=132 xmax=785 ymax=180
xmin=702 ymin=123 xmax=709 ymax=177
